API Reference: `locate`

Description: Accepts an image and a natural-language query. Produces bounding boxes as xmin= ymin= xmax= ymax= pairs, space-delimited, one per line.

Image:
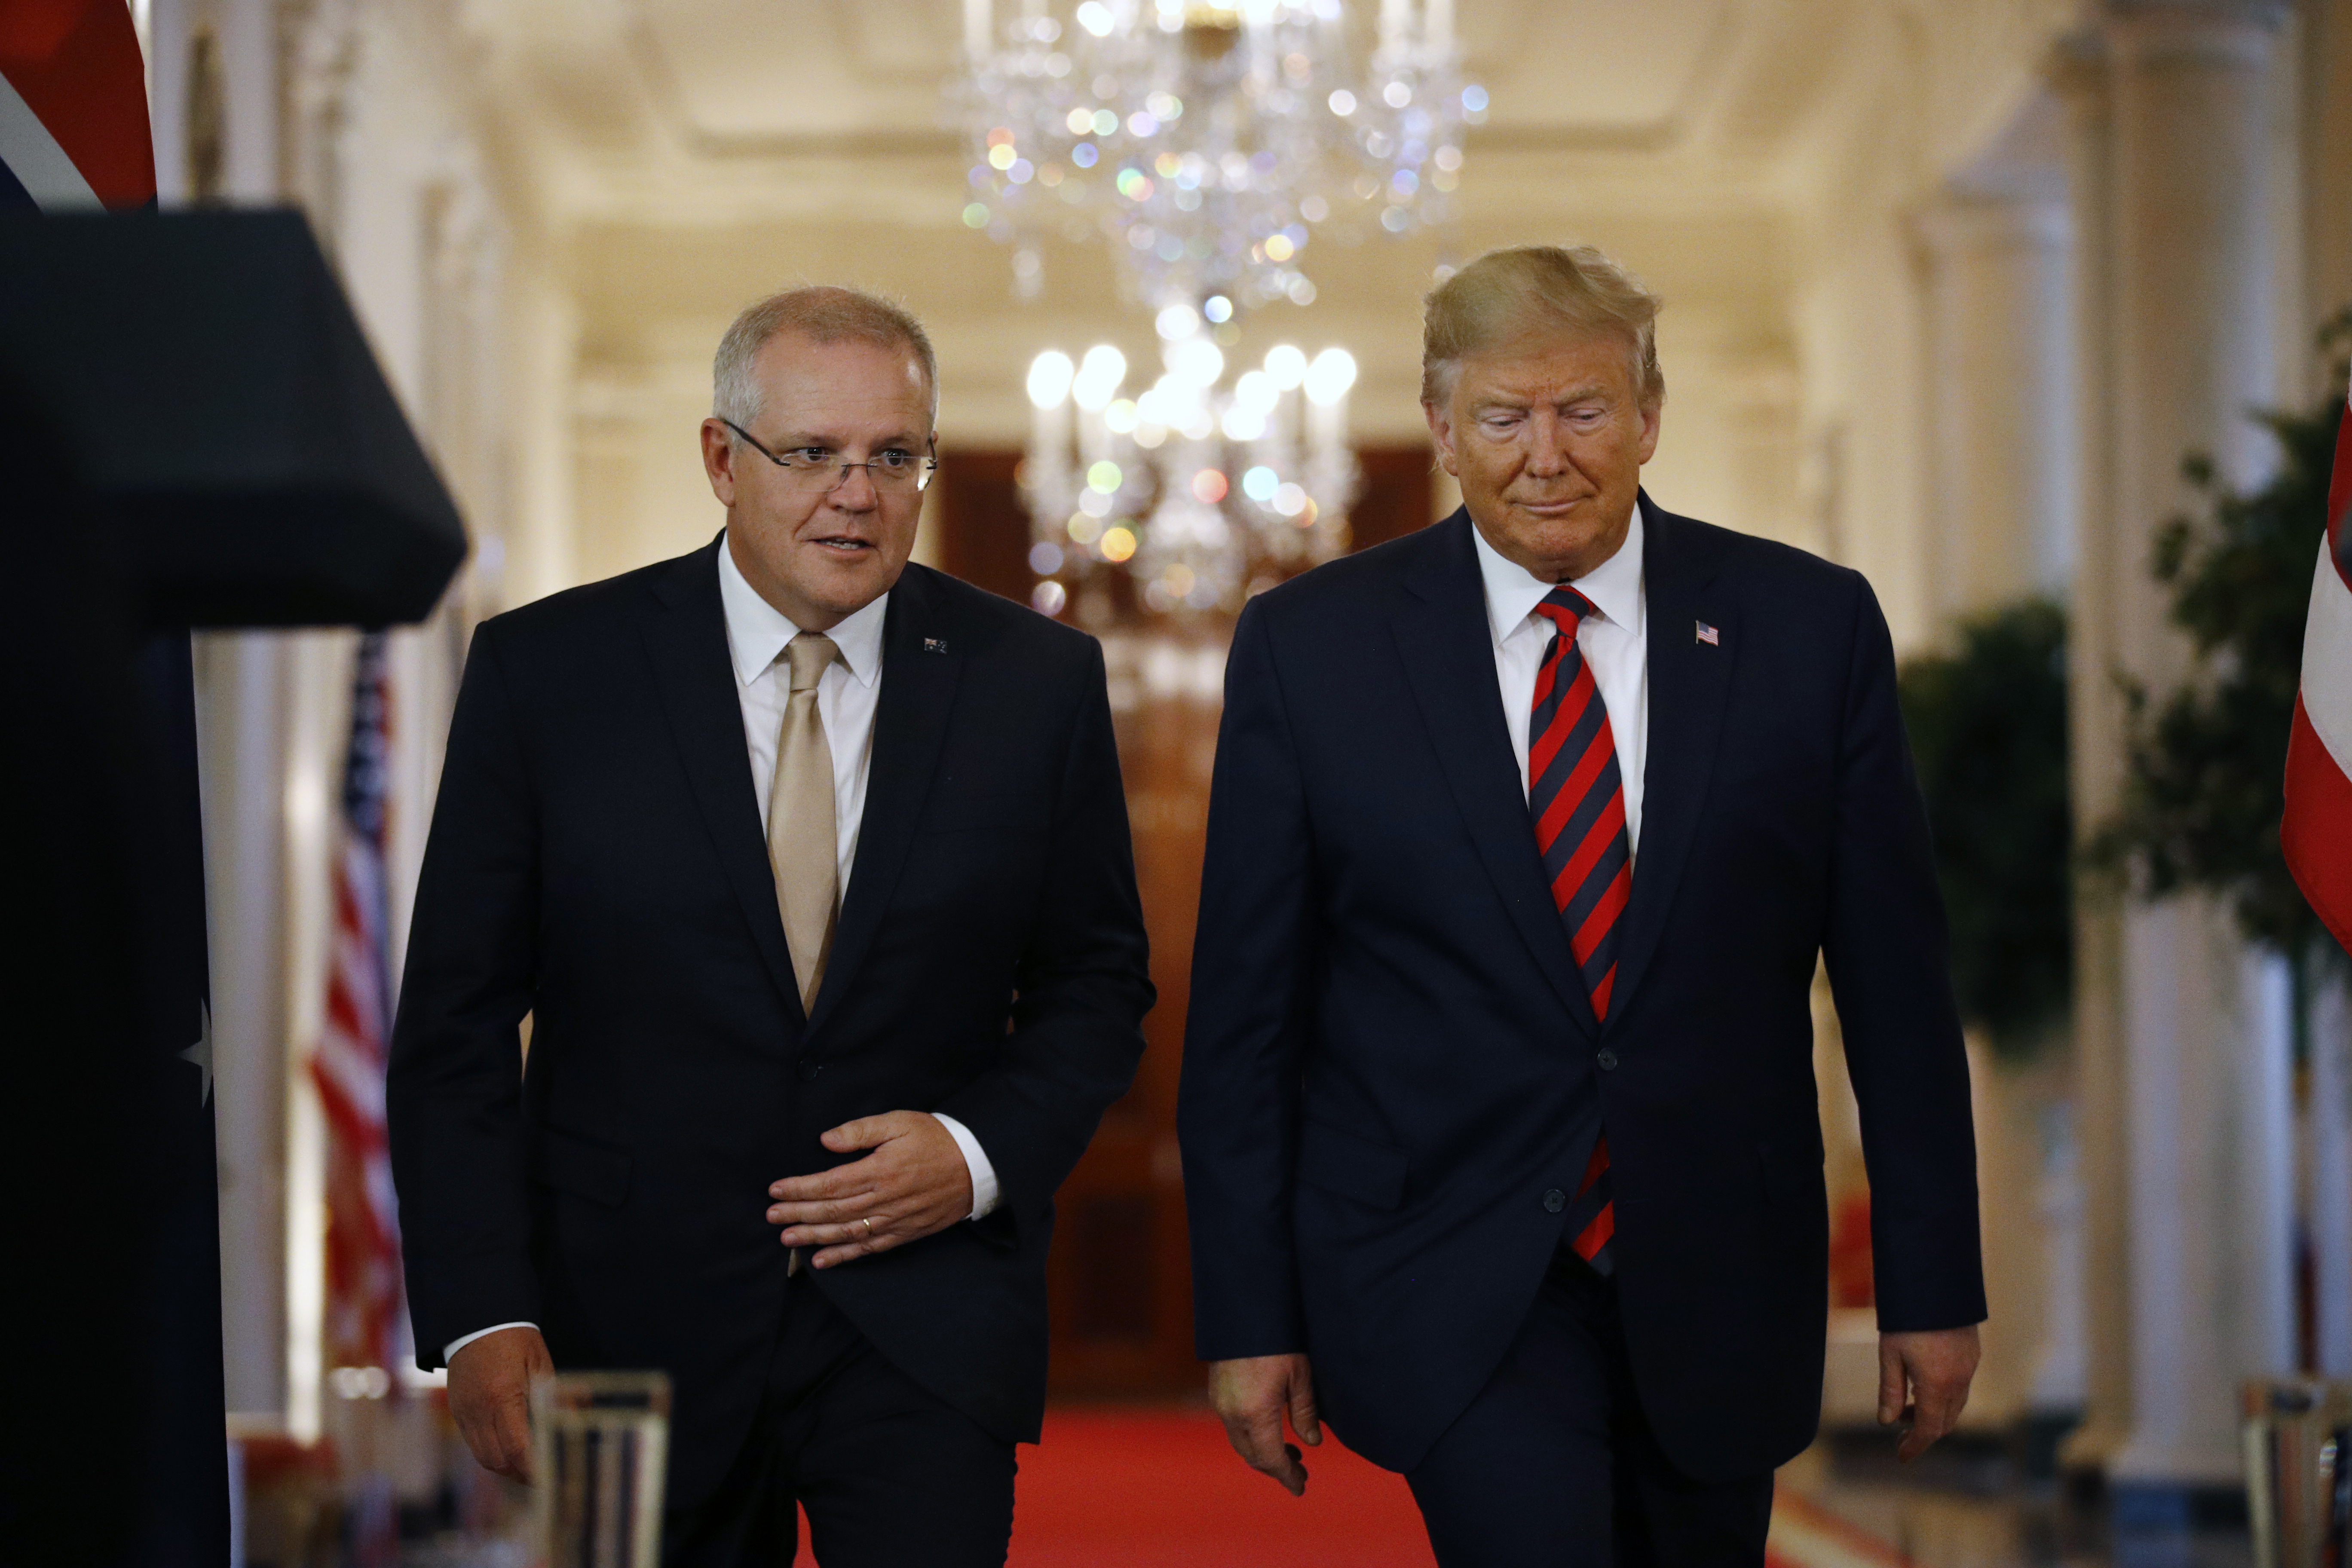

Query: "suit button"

xmin=1544 ymin=1189 xmax=1566 ymax=1213
xmin=796 ymin=1059 xmax=823 ymax=1083
xmin=1596 ymin=1049 xmax=1619 ymax=1072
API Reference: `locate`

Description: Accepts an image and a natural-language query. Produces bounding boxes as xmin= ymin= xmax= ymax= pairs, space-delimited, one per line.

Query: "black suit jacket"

xmin=1178 ymin=498 xmax=1984 ymax=1482
xmin=388 ymin=539 xmax=1153 ymax=1509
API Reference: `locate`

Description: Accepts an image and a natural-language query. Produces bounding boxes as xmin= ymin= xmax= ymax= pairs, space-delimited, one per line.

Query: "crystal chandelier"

xmin=958 ymin=0 xmax=1486 ymax=312
xmin=1022 ymin=308 xmax=1358 ymax=616
xmin=963 ymin=1 xmax=1481 ymax=616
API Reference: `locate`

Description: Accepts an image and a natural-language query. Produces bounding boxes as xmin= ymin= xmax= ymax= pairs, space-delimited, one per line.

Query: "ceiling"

xmin=470 ymin=0 xmax=1881 ymax=226
xmin=623 ymin=0 xmax=1738 ymax=146
xmin=462 ymin=0 xmax=2068 ymax=450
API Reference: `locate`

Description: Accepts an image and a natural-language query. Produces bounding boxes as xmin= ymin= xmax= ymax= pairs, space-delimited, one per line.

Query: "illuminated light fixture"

xmin=1023 ymin=332 xmax=1359 ymax=616
xmin=959 ymin=0 xmax=1484 ymax=313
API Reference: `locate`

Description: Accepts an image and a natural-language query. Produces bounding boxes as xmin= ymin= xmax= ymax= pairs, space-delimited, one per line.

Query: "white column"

xmin=172 ymin=0 xmax=303 ymax=1432
xmin=1911 ymin=136 xmax=2084 ymax=1433
xmin=506 ymin=259 xmax=579 ymax=605
xmin=2052 ymin=24 xmax=2136 ymax=1476
xmin=218 ymin=0 xmax=279 ymax=206
xmin=2312 ymin=972 xmax=2352 ymax=1375
xmin=2062 ymin=0 xmax=2298 ymax=1494
xmin=146 ymin=0 xmax=190 ymax=206
xmin=194 ymin=634 xmax=290 ymax=1420
xmin=1915 ymin=195 xmax=2076 ymax=615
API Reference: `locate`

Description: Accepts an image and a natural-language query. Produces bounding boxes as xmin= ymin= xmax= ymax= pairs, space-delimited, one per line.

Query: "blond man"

xmin=1179 ymin=246 xmax=1983 ymax=1565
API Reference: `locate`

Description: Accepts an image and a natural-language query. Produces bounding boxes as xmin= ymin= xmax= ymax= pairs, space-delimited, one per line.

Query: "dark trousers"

xmin=661 ymin=1279 xmax=1017 ymax=1568
xmin=1404 ymin=1250 xmax=1775 ymax=1568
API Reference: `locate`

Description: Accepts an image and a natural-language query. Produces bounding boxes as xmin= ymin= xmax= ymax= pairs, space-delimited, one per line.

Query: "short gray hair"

xmin=1422 ymin=244 xmax=1665 ymax=409
xmin=712 ymin=285 xmax=940 ymax=429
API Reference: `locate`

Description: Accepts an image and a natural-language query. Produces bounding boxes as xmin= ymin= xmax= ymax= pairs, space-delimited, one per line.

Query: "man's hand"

xmin=448 ymin=1325 xmax=551 ymax=1483
xmin=1878 ymin=1325 xmax=1981 ymax=1461
xmin=766 ymin=1111 xmax=974 ymax=1268
xmin=1209 ymin=1353 xmax=1322 ymax=1496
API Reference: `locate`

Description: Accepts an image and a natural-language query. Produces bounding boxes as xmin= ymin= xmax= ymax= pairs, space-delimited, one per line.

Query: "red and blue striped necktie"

xmin=1527 ymin=585 xmax=1625 ymax=1274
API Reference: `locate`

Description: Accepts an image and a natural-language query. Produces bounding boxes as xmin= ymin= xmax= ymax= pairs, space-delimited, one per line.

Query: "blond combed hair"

xmin=712 ymin=284 xmax=939 ymax=429
xmin=1421 ymin=245 xmax=1665 ymax=409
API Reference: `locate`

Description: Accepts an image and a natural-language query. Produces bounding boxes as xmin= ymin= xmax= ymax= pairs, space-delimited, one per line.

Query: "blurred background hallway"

xmin=85 ymin=0 xmax=2352 ymax=1560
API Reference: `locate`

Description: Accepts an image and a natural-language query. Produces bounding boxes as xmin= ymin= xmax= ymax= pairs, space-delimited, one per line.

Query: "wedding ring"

xmin=861 ymin=1216 xmax=874 ymax=1236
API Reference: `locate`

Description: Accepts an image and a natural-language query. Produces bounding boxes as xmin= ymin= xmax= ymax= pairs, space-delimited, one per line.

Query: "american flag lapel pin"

xmin=923 ymin=637 xmax=950 ymax=655
xmin=1695 ymin=621 xmax=1719 ymax=646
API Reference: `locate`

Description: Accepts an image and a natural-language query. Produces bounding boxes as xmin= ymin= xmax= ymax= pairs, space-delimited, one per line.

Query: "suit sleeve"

xmin=386 ymin=623 xmax=542 ymax=1369
xmin=1820 ymin=575 xmax=1988 ymax=1333
xmin=1175 ymin=599 xmax=1316 ymax=1360
xmin=934 ymin=637 xmax=1154 ymax=1237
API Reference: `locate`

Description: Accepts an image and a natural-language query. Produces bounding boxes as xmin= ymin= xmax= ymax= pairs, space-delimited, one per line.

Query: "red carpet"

xmin=791 ymin=1406 xmax=1437 ymax=1566
xmin=782 ymin=1409 xmax=1894 ymax=1567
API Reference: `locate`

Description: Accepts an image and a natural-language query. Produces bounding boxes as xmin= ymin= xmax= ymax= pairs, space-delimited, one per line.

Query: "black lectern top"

xmin=0 ymin=208 xmax=468 ymax=628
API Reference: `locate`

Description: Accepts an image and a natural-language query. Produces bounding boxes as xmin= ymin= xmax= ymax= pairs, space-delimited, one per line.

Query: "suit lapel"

xmin=638 ymin=536 xmax=805 ymax=1027
xmin=1608 ymin=496 xmax=1735 ymax=1030
xmin=803 ymin=565 xmax=963 ymax=1039
xmin=1391 ymin=514 xmax=1599 ymax=1039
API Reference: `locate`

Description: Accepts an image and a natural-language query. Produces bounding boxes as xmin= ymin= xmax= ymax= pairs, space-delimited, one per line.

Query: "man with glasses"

xmin=389 ymin=286 xmax=1154 ymax=1566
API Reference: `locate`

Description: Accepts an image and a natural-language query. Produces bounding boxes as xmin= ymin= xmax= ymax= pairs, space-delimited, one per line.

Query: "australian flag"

xmin=0 ymin=0 xmax=157 ymax=213
xmin=3 ymin=8 xmax=230 ymax=1567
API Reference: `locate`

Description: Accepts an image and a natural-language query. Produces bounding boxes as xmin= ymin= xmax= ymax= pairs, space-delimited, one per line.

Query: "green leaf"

xmin=2095 ymin=359 xmax=2342 ymax=971
xmin=1899 ymin=599 xmax=2073 ymax=1057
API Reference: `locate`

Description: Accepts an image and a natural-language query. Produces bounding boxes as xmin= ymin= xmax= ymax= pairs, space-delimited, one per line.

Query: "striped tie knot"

xmin=1533 ymin=585 xmax=1599 ymax=635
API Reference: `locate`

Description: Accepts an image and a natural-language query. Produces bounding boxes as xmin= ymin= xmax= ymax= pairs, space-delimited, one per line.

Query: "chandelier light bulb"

xmin=1027 ymin=350 xmax=1075 ymax=409
xmin=1304 ymin=347 xmax=1358 ymax=406
xmin=1232 ymin=370 xmax=1279 ymax=415
xmin=1073 ymin=344 xmax=1128 ymax=409
xmin=1264 ymin=344 xmax=1308 ymax=389
xmin=960 ymin=0 xmax=1480 ymax=315
xmin=1168 ymin=336 xmax=1225 ymax=389
xmin=1156 ymin=301 xmax=1203 ymax=341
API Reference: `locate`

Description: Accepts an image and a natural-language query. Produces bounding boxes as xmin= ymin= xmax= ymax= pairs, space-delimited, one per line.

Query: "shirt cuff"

xmin=445 ymin=1321 xmax=539 ymax=1365
xmin=930 ymin=1112 xmax=1000 ymax=1220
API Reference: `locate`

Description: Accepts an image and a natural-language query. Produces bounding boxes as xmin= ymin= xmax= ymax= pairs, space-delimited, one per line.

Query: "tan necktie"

xmin=769 ymin=631 xmax=842 ymax=1012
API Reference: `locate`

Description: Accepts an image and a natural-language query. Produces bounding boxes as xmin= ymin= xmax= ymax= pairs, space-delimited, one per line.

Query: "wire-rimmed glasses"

xmin=722 ymin=420 xmax=938 ymax=493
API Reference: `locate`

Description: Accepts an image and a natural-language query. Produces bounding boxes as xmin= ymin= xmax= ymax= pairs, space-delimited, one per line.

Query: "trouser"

xmin=660 ymin=1278 xmax=1017 ymax=1568
xmin=1404 ymin=1248 xmax=1776 ymax=1568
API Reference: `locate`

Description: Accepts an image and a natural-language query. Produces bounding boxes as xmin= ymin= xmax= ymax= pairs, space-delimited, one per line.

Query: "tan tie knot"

xmin=786 ymin=632 xmax=840 ymax=694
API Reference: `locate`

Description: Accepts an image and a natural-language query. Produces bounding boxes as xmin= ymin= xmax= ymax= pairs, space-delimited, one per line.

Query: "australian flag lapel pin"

xmin=923 ymin=636 xmax=950 ymax=655
xmin=1694 ymin=621 xmax=1719 ymax=646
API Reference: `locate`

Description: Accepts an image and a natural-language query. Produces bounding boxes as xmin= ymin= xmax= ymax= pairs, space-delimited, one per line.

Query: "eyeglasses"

xmin=723 ymin=420 xmax=938 ymax=493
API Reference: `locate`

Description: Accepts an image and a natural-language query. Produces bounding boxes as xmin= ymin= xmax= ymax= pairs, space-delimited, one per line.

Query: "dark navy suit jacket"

xmin=388 ymin=539 xmax=1153 ymax=1509
xmin=1178 ymin=497 xmax=1984 ymax=1482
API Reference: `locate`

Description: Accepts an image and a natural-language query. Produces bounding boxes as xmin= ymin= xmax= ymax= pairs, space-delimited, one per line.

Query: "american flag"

xmin=2284 ymin=384 xmax=2352 ymax=954
xmin=313 ymin=634 xmax=406 ymax=1376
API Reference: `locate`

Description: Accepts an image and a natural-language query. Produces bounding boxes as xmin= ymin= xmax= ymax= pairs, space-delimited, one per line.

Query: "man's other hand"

xmin=448 ymin=1325 xmax=551 ymax=1483
xmin=1878 ymin=1325 xmax=1981 ymax=1461
xmin=766 ymin=1111 xmax=974 ymax=1268
xmin=1209 ymin=1353 xmax=1323 ymax=1496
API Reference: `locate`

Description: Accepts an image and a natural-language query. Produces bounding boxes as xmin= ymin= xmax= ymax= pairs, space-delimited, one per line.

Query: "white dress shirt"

xmin=719 ymin=535 xmax=888 ymax=906
xmin=441 ymin=539 xmax=1000 ymax=1364
xmin=1472 ymin=507 xmax=1649 ymax=857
